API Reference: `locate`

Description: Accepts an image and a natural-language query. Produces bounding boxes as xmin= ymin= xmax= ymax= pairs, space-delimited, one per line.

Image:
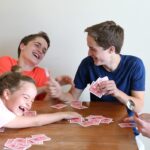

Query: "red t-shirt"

xmin=0 ymin=56 xmax=48 ymax=100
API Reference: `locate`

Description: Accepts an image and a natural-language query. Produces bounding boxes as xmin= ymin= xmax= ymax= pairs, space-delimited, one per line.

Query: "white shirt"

xmin=0 ymin=99 xmax=16 ymax=128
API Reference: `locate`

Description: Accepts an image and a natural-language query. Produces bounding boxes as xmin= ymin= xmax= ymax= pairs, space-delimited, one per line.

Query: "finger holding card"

xmin=139 ymin=113 xmax=150 ymax=122
xmin=134 ymin=117 xmax=150 ymax=138
xmin=100 ymin=80 xmax=118 ymax=96
xmin=118 ymin=122 xmax=137 ymax=128
xmin=123 ymin=116 xmax=134 ymax=122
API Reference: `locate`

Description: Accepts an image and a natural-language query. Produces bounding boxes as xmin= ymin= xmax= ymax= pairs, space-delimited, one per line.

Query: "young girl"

xmin=0 ymin=71 xmax=81 ymax=128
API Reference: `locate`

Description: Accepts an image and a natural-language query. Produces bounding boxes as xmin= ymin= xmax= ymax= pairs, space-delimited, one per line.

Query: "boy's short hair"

xmin=17 ymin=31 xmax=50 ymax=57
xmin=85 ymin=21 xmax=124 ymax=53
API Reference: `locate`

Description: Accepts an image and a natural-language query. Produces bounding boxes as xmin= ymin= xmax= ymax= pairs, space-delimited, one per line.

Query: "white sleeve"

xmin=0 ymin=100 xmax=16 ymax=128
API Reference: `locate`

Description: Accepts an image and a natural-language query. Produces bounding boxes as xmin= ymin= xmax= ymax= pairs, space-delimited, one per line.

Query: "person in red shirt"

xmin=0 ymin=32 xmax=72 ymax=100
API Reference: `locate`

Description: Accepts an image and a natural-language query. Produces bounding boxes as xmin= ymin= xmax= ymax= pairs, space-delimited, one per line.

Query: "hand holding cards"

xmin=89 ymin=76 xmax=109 ymax=98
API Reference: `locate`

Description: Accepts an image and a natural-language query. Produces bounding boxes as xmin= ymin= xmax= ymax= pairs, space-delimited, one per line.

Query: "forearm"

xmin=58 ymin=91 xmax=75 ymax=103
xmin=114 ymin=89 xmax=144 ymax=113
xmin=57 ymin=87 xmax=82 ymax=103
xmin=33 ymin=113 xmax=66 ymax=126
xmin=4 ymin=112 xmax=65 ymax=128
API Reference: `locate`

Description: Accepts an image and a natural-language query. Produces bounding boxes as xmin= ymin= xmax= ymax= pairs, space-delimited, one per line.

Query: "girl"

xmin=0 ymin=71 xmax=80 ymax=128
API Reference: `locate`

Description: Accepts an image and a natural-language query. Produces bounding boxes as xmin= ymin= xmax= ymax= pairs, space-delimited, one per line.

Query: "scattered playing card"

xmin=69 ymin=117 xmax=83 ymax=124
xmin=69 ymin=114 xmax=113 ymax=127
xmin=50 ymin=103 xmax=67 ymax=109
xmin=79 ymin=120 xmax=94 ymax=127
xmin=4 ymin=134 xmax=51 ymax=150
xmin=118 ymin=122 xmax=136 ymax=128
xmin=4 ymin=138 xmax=31 ymax=150
xmin=31 ymin=134 xmax=51 ymax=142
xmin=100 ymin=118 xmax=113 ymax=124
xmin=70 ymin=101 xmax=88 ymax=109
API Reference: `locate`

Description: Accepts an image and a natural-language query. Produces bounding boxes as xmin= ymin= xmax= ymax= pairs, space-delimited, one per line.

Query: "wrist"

xmin=37 ymin=86 xmax=45 ymax=94
xmin=58 ymin=92 xmax=66 ymax=101
xmin=126 ymin=99 xmax=135 ymax=111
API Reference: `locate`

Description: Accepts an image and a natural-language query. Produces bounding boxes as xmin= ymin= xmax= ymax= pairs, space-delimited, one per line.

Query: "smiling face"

xmin=19 ymin=37 xmax=48 ymax=66
xmin=87 ymin=35 xmax=112 ymax=66
xmin=4 ymin=81 xmax=37 ymax=116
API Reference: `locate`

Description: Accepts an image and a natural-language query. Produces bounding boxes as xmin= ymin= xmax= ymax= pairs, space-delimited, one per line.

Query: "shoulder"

xmin=0 ymin=56 xmax=17 ymax=74
xmin=32 ymin=67 xmax=48 ymax=78
xmin=0 ymin=99 xmax=16 ymax=128
xmin=0 ymin=56 xmax=17 ymax=63
xmin=80 ymin=56 xmax=94 ymax=66
xmin=0 ymin=99 xmax=5 ymax=109
xmin=0 ymin=99 xmax=3 ymax=106
xmin=33 ymin=66 xmax=46 ymax=73
xmin=121 ymin=55 xmax=144 ymax=67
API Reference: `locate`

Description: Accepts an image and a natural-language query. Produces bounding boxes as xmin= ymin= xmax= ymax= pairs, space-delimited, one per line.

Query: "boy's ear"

xmin=109 ymin=46 xmax=116 ymax=53
xmin=19 ymin=43 xmax=25 ymax=51
xmin=3 ymin=89 xmax=11 ymax=101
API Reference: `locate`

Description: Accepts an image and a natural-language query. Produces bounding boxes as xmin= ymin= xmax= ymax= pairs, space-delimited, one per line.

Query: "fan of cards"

xmin=4 ymin=134 xmax=51 ymax=150
xmin=69 ymin=115 xmax=113 ymax=127
xmin=89 ymin=76 xmax=109 ymax=98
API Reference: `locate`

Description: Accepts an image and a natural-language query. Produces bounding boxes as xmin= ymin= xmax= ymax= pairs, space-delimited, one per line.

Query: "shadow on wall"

xmin=61 ymin=85 xmax=90 ymax=102
xmin=0 ymin=40 xmax=17 ymax=57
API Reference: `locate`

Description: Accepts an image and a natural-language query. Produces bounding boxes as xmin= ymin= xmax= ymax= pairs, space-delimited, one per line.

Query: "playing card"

xmin=89 ymin=81 xmax=102 ymax=97
xmin=71 ymin=105 xmax=88 ymax=109
xmin=69 ymin=114 xmax=113 ymax=127
xmin=87 ymin=118 xmax=101 ymax=125
xmin=69 ymin=117 xmax=83 ymax=124
xmin=79 ymin=120 xmax=94 ymax=127
xmin=4 ymin=138 xmax=31 ymax=150
xmin=4 ymin=139 xmax=14 ymax=148
xmin=50 ymin=103 xmax=67 ymax=109
xmin=31 ymin=134 xmax=51 ymax=142
xmin=4 ymin=134 xmax=51 ymax=150
xmin=85 ymin=115 xmax=105 ymax=120
xmin=70 ymin=101 xmax=82 ymax=107
xmin=70 ymin=101 xmax=88 ymax=109
xmin=100 ymin=118 xmax=113 ymax=124
xmin=118 ymin=122 xmax=136 ymax=128
xmin=85 ymin=115 xmax=112 ymax=125
xmin=89 ymin=76 xmax=109 ymax=98
xmin=26 ymin=137 xmax=44 ymax=145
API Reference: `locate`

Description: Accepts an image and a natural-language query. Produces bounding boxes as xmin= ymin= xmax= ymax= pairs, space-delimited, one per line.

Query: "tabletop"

xmin=0 ymin=100 xmax=138 ymax=150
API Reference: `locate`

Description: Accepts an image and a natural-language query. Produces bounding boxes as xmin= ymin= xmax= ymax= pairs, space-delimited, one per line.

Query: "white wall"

xmin=0 ymin=0 xmax=150 ymax=149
